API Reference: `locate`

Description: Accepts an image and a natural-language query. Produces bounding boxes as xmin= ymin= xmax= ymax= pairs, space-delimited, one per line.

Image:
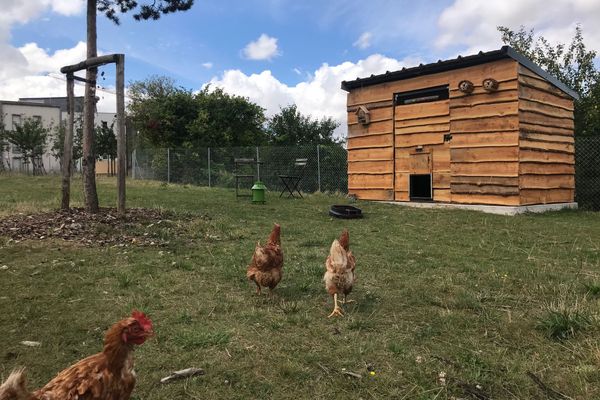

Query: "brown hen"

xmin=0 ymin=311 xmax=153 ymax=400
xmin=247 ymin=223 xmax=283 ymax=295
xmin=324 ymin=229 xmax=356 ymax=317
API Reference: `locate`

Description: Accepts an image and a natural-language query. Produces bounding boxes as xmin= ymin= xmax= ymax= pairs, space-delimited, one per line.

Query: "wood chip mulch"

xmin=0 ymin=207 xmax=179 ymax=247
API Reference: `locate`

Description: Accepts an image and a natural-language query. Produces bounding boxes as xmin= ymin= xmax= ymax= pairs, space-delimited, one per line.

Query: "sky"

xmin=1 ymin=0 xmax=600 ymax=137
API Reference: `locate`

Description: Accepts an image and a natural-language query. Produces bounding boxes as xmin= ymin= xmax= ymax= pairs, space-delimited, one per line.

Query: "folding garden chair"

xmin=234 ymin=158 xmax=256 ymax=198
xmin=279 ymin=158 xmax=307 ymax=198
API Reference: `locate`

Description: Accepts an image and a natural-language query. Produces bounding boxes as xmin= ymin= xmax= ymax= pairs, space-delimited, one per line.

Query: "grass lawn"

xmin=1 ymin=175 xmax=600 ymax=399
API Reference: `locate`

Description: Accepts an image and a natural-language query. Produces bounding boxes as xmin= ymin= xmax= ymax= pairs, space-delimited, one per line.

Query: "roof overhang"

xmin=341 ymin=46 xmax=579 ymax=100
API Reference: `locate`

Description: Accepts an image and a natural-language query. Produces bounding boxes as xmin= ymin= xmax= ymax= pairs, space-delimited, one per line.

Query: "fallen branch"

xmin=527 ymin=371 xmax=572 ymax=400
xmin=341 ymin=370 xmax=362 ymax=379
xmin=316 ymin=362 xmax=331 ymax=375
xmin=160 ymin=368 xmax=205 ymax=384
xmin=21 ymin=341 xmax=41 ymax=347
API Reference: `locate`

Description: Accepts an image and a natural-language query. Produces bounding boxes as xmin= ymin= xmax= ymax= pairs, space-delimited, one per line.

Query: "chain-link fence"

xmin=575 ymin=136 xmax=600 ymax=210
xmin=132 ymin=145 xmax=348 ymax=194
xmin=132 ymin=139 xmax=599 ymax=208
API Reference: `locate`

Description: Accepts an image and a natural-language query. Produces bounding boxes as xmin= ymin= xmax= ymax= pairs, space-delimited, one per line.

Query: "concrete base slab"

xmin=384 ymin=201 xmax=578 ymax=216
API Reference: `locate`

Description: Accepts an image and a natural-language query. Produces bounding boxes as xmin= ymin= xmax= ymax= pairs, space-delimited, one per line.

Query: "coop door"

xmin=409 ymin=152 xmax=431 ymax=175
xmin=409 ymin=152 xmax=432 ymax=201
xmin=393 ymin=85 xmax=449 ymax=201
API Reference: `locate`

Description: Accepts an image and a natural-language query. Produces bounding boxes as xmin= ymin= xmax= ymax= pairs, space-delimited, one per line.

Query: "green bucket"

xmin=251 ymin=181 xmax=266 ymax=204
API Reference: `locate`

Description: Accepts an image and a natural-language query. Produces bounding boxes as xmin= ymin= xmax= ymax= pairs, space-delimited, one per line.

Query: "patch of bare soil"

xmin=0 ymin=207 xmax=181 ymax=246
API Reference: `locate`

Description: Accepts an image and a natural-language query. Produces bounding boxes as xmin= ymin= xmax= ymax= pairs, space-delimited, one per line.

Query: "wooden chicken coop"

xmin=341 ymin=46 xmax=578 ymax=208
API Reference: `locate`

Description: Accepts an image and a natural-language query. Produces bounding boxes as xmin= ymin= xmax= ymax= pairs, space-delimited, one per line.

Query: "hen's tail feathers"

xmin=329 ymin=239 xmax=348 ymax=270
xmin=0 ymin=369 xmax=33 ymax=400
xmin=338 ymin=229 xmax=349 ymax=251
xmin=267 ymin=224 xmax=281 ymax=246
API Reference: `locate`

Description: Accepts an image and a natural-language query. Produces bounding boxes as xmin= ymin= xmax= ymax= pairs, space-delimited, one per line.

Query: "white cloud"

xmin=45 ymin=0 xmax=85 ymax=16
xmin=436 ymin=0 xmax=600 ymax=56
xmin=242 ymin=34 xmax=281 ymax=61
xmin=202 ymin=62 xmax=213 ymax=69
xmin=353 ymin=32 xmax=372 ymax=49
xmin=207 ymin=54 xmax=421 ymax=138
xmin=0 ymin=1 xmax=108 ymax=110
xmin=19 ymin=41 xmax=87 ymax=75
xmin=0 ymin=0 xmax=84 ymax=25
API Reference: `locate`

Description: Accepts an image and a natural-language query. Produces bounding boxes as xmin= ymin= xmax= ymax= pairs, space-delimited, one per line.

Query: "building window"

xmin=11 ymin=144 xmax=22 ymax=156
xmin=32 ymin=115 xmax=42 ymax=123
xmin=11 ymin=114 xmax=22 ymax=128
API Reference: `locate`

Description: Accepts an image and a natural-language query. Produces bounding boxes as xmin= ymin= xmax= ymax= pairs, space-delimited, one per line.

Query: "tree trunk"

xmin=82 ymin=0 xmax=99 ymax=213
xmin=61 ymin=76 xmax=75 ymax=210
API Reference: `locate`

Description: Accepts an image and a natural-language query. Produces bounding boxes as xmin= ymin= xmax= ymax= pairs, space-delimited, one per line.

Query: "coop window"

xmin=409 ymin=174 xmax=432 ymax=201
xmin=395 ymin=85 xmax=449 ymax=106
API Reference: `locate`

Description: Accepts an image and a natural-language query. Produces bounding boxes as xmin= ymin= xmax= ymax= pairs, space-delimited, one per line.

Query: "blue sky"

xmin=1 ymin=0 xmax=599 ymax=132
xmin=9 ymin=1 xmax=452 ymax=87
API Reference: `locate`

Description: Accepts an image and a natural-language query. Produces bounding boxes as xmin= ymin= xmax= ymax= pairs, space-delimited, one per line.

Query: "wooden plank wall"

xmin=347 ymin=59 xmax=536 ymax=205
xmin=448 ymin=60 xmax=521 ymax=205
xmin=518 ymin=65 xmax=575 ymax=204
xmin=347 ymin=101 xmax=395 ymax=200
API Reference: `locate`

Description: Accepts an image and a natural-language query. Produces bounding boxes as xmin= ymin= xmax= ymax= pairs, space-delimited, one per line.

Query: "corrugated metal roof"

xmin=340 ymin=46 xmax=578 ymax=100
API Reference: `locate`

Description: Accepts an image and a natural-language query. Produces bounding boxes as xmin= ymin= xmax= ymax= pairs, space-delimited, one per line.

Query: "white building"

xmin=0 ymin=100 xmax=62 ymax=173
xmin=1 ymin=97 xmax=120 ymax=174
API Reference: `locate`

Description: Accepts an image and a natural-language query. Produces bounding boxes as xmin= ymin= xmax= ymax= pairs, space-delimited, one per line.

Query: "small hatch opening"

xmin=410 ymin=174 xmax=432 ymax=201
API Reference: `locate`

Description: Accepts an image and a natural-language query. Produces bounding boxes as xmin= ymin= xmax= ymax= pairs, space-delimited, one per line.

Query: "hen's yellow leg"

xmin=328 ymin=293 xmax=344 ymax=317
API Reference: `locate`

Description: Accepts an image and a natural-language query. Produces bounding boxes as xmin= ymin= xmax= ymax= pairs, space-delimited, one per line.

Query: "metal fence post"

xmin=208 ymin=147 xmax=211 ymax=187
xmin=167 ymin=148 xmax=170 ymax=183
xmin=317 ymin=144 xmax=321 ymax=192
xmin=256 ymin=146 xmax=260 ymax=181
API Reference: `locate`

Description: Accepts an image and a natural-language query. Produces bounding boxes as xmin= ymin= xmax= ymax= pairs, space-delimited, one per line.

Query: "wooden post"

xmin=61 ymin=75 xmax=75 ymax=210
xmin=116 ymin=54 xmax=126 ymax=214
xmin=60 ymin=53 xmax=126 ymax=213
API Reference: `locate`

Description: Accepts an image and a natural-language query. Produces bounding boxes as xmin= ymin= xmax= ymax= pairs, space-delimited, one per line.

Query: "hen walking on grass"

xmin=247 ymin=223 xmax=284 ymax=296
xmin=324 ymin=229 xmax=356 ymax=317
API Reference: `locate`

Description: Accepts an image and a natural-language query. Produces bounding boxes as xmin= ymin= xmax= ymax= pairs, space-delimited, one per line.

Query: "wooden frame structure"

xmin=342 ymin=46 xmax=578 ymax=207
xmin=60 ymin=54 xmax=126 ymax=213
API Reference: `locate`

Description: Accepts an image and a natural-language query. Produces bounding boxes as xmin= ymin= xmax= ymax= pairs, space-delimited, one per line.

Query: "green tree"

xmin=188 ymin=87 xmax=267 ymax=147
xmin=52 ymin=117 xmax=84 ymax=167
xmin=267 ymin=104 xmax=340 ymax=145
xmin=129 ymin=76 xmax=198 ymax=148
xmin=5 ymin=117 xmax=50 ymax=175
xmin=498 ymin=25 xmax=600 ymax=136
xmin=128 ymin=78 xmax=268 ymax=148
xmin=96 ymin=121 xmax=117 ymax=160
xmin=80 ymin=0 xmax=195 ymax=213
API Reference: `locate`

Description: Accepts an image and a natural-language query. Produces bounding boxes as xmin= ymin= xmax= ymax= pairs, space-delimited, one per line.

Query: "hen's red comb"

xmin=131 ymin=310 xmax=153 ymax=331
